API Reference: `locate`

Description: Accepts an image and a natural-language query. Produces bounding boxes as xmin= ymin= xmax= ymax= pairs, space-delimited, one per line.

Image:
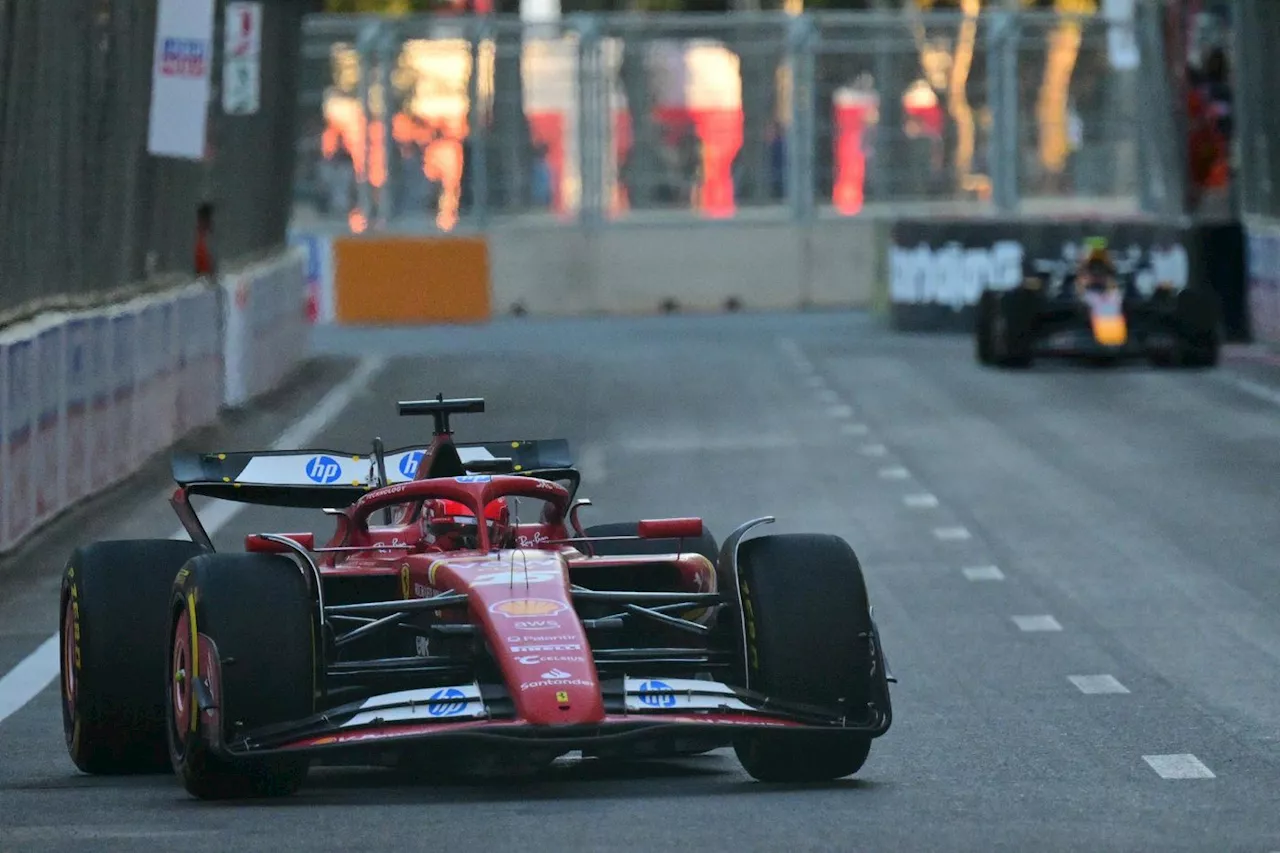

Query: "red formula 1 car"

xmin=58 ymin=396 xmax=894 ymax=799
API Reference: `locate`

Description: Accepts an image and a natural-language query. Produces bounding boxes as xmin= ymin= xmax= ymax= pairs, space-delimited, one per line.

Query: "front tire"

xmin=59 ymin=539 xmax=209 ymax=774
xmin=166 ymin=553 xmax=316 ymax=799
xmin=729 ymin=533 xmax=890 ymax=782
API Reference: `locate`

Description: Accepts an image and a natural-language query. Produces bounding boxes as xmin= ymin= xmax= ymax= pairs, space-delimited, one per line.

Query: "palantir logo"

xmin=638 ymin=680 xmax=677 ymax=708
xmin=428 ymin=687 xmax=468 ymax=717
xmin=399 ymin=450 xmax=424 ymax=479
xmin=305 ymin=455 xmax=342 ymax=484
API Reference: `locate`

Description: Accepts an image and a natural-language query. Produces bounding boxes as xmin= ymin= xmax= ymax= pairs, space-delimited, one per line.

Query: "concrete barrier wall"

xmin=0 ymin=248 xmax=310 ymax=554
xmin=1246 ymin=217 xmax=1280 ymax=346
xmin=294 ymin=218 xmax=886 ymax=324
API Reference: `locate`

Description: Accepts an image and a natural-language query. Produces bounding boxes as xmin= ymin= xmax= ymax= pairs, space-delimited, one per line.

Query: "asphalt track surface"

xmin=3 ymin=313 xmax=1280 ymax=852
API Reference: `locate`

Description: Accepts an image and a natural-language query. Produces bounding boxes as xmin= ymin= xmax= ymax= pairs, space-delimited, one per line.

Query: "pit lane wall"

xmin=0 ymin=248 xmax=309 ymax=554
xmin=288 ymin=218 xmax=888 ymax=324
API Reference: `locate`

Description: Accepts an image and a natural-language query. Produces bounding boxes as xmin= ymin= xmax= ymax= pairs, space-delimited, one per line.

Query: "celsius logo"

xmin=305 ymin=455 xmax=342 ymax=484
xmin=427 ymin=687 xmax=468 ymax=717
xmin=399 ymin=450 xmax=424 ymax=479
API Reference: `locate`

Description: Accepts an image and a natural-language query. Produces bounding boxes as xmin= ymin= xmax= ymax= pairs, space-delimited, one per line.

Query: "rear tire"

xmin=583 ymin=521 xmax=719 ymax=567
xmin=990 ymin=288 xmax=1038 ymax=368
xmin=166 ymin=553 xmax=316 ymax=799
xmin=59 ymin=539 xmax=209 ymax=774
xmin=729 ymin=533 xmax=890 ymax=783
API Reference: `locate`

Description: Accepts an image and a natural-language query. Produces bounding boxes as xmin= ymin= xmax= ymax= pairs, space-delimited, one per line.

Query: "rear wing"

xmin=171 ymin=439 xmax=573 ymax=509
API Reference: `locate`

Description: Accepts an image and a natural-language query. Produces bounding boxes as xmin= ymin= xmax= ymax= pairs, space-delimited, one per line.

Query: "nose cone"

xmin=432 ymin=553 xmax=606 ymax=726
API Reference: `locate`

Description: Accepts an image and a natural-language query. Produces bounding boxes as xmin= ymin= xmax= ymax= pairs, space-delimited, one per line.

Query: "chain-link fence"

xmin=290 ymin=7 xmax=1175 ymax=235
xmin=0 ymin=0 xmax=312 ymax=325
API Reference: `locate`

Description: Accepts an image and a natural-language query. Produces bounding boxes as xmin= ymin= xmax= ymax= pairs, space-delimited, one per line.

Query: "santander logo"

xmin=541 ymin=668 xmax=571 ymax=680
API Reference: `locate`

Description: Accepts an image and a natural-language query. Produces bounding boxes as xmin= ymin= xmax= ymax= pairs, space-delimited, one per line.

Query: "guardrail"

xmin=0 ymin=248 xmax=310 ymax=555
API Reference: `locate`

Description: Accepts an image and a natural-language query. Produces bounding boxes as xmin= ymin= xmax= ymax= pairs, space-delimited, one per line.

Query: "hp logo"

xmin=399 ymin=450 xmax=424 ymax=479
xmin=637 ymin=680 xmax=677 ymax=708
xmin=428 ymin=687 xmax=468 ymax=717
xmin=305 ymin=455 xmax=342 ymax=484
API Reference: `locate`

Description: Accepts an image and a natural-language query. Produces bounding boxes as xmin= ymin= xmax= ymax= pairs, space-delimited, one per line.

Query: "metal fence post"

xmin=574 ymin=14 xmax=604 ymax=228
xmin=987 ymin=9 xmax=1020 ymax=213
xmin=787 ymin=12 xmax=816 ymax=223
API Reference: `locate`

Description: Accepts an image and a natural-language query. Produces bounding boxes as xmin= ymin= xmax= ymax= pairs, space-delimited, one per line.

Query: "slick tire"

xmin=975 ymin=290 xmax=997 ymax=365
xmin=166 ymin=553 xmax=315 ymax=799
xmin=1172 ymin=287 xmax=1221 ymax=368
xmin=583 ymin=521 xmax=719 ymax=567
xmin=730 ymin=534 xmax=890 ymax=783
xmin=990 ymin=288 xmax=1038 ymax=368
xmin=59 ymin=539 xmax=210 ymax=775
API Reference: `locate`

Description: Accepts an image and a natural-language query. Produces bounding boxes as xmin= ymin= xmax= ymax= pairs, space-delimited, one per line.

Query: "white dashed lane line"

xmin=902 ymin=493 xmax=939 ymax=508
xmin=859 ymin=443 xmax=887 ymax=456
xmin=878 ymin=465 xmax=910 ymax=479
xmin=933 ymin=526 xmax=971 ymax=540
xmin=1068 ymin=674 xmax=1130 ymax=694
xmin=840 ymin=423 xmax=869 ymax=436
xmin=827 ymin=404 xmax=854 ymax=419
xmin=962 ymin=565 xmax=1005 ymax=581
xmin=804 ymin=375 xmax=825 ymax=389
xmin=1143 ymin=754 xmax=1216 ymax=779
xmin=1012 ymin=615 xmax=1063 ymax=632
xmin=817 ymin=389 xmax=840 ymax=404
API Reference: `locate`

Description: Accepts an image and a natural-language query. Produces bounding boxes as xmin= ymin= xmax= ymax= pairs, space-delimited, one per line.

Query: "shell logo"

xmin=489 ymin=598 xmax=567 ymax=618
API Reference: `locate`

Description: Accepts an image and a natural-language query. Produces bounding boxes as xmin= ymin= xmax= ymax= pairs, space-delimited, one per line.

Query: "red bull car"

xmin=58 ymin=396 xmax=895 ymax=799
xmin=975 ymin=243 xmax=1221 ymax=368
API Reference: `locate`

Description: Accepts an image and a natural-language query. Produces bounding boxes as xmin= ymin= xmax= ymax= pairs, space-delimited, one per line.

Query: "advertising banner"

xmin=1247 ymin=221 xmax=1280 ymax=345
xmin=34 ymin=318 xmax=66 ymax=525
xmin=89 ymin=312 xmax=114 ymax=492
xmin=223 ymin=2 xmax=263 ymax=116
xmin=3 ymin=332 xmax=35 ymax=545
xmin=0 ymin=338 xmax=8 ymax=551
xmin=64 ymin=315 xmax=93 ymax=506
xmin=289 ymin=231 xmax=335 ymax=324
xmin=887 ymin=218 xmax=1199 ymax=332
xmin=110 ymin=307 xmax=138 ymax=486
xmin=147 ymin=0 xmax=216 ymax=159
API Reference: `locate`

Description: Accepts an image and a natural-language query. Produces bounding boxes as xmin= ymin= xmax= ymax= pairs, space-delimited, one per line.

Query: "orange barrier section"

xmin=332 ymin=236 xmax=491 ymax=324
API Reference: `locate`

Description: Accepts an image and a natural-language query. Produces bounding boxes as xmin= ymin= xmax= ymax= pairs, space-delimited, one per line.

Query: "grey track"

xmin=2 ymin=313 xmax=1280 ymax=853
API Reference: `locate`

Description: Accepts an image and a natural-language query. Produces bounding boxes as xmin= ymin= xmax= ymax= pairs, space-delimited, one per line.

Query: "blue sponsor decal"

xmin=637 ymin=680 xmax=677 ymax=708
xmin=399 ymin=449 xmax=424 ymax=479
xmin=161 ymin=37 xmax=207 ymax=77
xmin=454 ymin=475 xmax=491 ymax=483
xmin=305 ymin=455 xmax=342 ymax=484
xmin=428 ymin=687 xmax=468 ymax=717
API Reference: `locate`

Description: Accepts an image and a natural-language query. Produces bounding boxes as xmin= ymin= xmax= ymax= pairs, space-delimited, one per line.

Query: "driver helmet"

xmin=423 ymin=498 xmax=510 ymax=550
xmin=1081 ymin=237 xmax=1114 ymax=275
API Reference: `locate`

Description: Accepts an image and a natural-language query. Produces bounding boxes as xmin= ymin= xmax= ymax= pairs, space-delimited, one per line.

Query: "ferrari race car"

xmin=975 ymin=241 xmax=1221 ymax=368
xmin=58 ymin=396 xmax=894 ymax=799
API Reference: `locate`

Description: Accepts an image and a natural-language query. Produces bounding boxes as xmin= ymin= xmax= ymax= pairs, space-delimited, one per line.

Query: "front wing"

xmin=206 ymin=677 xmax=891 ymax=761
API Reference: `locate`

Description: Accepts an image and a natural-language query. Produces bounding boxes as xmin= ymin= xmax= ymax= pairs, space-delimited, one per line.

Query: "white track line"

xmin=902 ymin=493 xmax=939 ymax=508
xmin=1142 ymin=754 xmax=1215 ymax=779
xmin=0 ymin=356 xmax=387 ymax=727
xmin=817 ymin=389 xmax=839 ymax=404
xmin=962 ymin=565 xmax=1005 ymax=581
xmin=1012 ymin=615 xmax=1063 ymax=632
xmin=1218 ymin=374 xmax=1280 ymax=409
xmin=859 ymin=443 xmax=887 ymax=456
xmin=1068 ymin=675 xmax=1130 ymax=695
xmin=879 ymin=466 xmax=910 ymax=480
xmin=827 ymin=404 xmax=854 ymax=419
xmin=840 ymin=423 xmax=870 ymax=436
xmin=804 ymin=375 xmax=826 ymax=389
xmin=933 ymin=526 xmax=971 ymax=540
